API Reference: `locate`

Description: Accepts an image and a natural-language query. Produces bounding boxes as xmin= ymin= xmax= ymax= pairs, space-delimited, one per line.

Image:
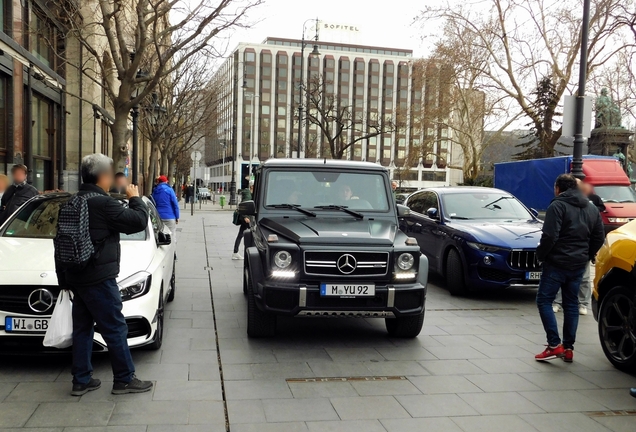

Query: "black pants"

xmin=233 ymin=222 xmax=249 ymax=253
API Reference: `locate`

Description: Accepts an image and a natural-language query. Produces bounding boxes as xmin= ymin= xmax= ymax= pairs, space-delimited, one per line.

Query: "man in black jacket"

xmin=0 ymin=164 xmax=38 ymax=225
xmin=535 ymin=174 xmax=604 ymax=362
xmin=57 ymin=153 xmax=153 ymax=396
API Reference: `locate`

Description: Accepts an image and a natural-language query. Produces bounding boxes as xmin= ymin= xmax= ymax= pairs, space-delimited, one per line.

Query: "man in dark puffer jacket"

xmin=534 ymin=174 xmax=604 ymax=362
xmin=57 ymin=153 xmax=152 ymax=397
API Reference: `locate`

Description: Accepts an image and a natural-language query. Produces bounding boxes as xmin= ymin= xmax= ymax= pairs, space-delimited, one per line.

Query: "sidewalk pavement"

xmin=0 ymin=205 xmax=635 ymax=431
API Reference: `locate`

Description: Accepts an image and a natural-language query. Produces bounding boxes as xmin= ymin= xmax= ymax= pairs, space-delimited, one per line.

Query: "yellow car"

xmin=593 ymin=219 xmax=636 ymax=372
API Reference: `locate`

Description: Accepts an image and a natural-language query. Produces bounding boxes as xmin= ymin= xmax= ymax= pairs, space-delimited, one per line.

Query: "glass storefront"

xmin=31 ymin=94 xmax=52 ymax=191
xmin=0 ymin=74 xmax=8 ymax=175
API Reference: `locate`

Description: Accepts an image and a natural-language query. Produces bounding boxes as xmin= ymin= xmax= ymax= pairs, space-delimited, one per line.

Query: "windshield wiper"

xmin=269 ymin=203 xmax=316 ymax=217
xmin=483 ymin=196 xmax=513 ymax=209
xmin=620 ymin=199 xmax=635 ymax=203
xmin=449 ymin=215 xmax=472 ymax=220
xmin=314 ymin=205 xmax=364 ymax=219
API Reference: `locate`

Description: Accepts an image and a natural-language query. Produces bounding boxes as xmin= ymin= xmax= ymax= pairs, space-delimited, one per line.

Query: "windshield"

xmin=442 ymin=192 xmax=532 ymax=221
xmin=594 ymin=186 xmax=636 ymax=203
xmin=2 ymin=197 xmax=146 ymax=240
xmin=264 ymin=170 xmax=390 ymax=211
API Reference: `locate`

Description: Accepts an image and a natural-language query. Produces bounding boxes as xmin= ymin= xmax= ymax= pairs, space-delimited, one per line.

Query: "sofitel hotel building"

xmin=204 ymin=37 xmax=465 ymax=191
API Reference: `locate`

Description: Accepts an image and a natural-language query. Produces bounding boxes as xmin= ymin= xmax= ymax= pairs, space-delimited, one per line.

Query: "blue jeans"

xmin=536 ymin=263 xmax=586 ymax=349
xmin=71 ymin=279 xmax=135 ymax=385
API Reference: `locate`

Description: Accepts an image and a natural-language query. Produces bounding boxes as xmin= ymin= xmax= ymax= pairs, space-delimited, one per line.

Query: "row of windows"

xmin=264 ymin=40 xmax=412 ymax=57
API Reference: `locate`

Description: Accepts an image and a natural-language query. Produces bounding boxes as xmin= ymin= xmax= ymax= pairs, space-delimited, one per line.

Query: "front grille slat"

xmin=507 ymin=250 xmax=539 ymax=270
xmin=0 ymin=286 xmax=60 ymax=315
xmin=304 ymin=251 xmax=389 ymax=277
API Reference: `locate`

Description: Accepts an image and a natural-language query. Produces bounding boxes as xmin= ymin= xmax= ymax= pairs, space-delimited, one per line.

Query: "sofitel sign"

xmin=322 ymin=23 xmax=360 ymax=32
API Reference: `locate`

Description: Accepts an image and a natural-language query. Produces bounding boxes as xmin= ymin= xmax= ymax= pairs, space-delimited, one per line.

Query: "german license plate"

xmin=320 ymin=283 xmax=375 ymax=297
xmin=526 ymin=271 xmax=542 ymax=281
xmin=4 ymin=317 xmax=49 ymax=333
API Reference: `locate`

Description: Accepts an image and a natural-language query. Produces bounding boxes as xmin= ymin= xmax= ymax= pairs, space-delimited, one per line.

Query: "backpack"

xmin=232 ymin=209 xmax=241 ymax=226
xmin=54 ymin=193 xmax=101 ymax=272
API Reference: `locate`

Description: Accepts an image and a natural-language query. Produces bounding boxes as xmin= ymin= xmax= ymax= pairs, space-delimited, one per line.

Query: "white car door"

xmin=145 ymin=200 xmax=174 ymax=298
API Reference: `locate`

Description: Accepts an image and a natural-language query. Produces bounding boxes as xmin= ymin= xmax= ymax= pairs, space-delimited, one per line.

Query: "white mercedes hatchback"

xmin=0 ymin=193 xmax=176 ymax=352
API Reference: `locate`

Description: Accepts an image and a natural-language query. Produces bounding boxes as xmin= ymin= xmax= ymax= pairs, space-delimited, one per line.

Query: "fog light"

xmin=483 ymin=256 xmax=494 ymax=265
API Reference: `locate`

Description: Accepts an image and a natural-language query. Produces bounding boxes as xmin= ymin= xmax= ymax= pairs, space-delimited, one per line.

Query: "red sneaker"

xmin=535 ymin=345 xmax=565 ymax=361
xmin=563 ymin=349 xmax=573 ymax=363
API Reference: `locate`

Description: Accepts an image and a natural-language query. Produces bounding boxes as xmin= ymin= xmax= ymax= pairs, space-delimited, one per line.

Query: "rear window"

xmin=2 ymin=197 xmax=147 ymax=241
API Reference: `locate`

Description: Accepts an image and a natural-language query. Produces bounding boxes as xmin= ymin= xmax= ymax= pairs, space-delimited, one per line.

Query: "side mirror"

xmin=238 ymin=200 xmax=256 ymax=216
xmin=397 ymin=204 xmax=411 ymax=218
xmin=426 ymin=207 xmax=439 ymax=219
xmin=529 ymin=208 xmax=539 ymax=217
xmin=157 ymin=231 xmax=172 ymax=246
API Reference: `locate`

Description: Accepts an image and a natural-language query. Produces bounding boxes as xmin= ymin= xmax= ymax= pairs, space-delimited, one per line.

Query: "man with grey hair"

xmin=56 ymin=153 xmax=152 ymax=396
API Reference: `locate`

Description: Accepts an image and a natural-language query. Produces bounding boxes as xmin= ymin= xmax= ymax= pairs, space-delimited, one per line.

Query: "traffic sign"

xmin=190 ymin=151 xmax=202 ymax=162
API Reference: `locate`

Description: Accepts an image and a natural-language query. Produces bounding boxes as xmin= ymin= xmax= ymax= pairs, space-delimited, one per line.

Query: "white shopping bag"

xmin=43 ymin=290 xmax=73 ymax=348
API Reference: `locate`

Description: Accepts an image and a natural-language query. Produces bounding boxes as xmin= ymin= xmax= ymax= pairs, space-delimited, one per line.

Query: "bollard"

xmin=219 ymin=195 xmax=226 ymax=208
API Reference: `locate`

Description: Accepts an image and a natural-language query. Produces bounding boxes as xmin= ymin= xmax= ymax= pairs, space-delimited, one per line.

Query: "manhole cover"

xmin=286 ymin=376 xmax=406 ymax=383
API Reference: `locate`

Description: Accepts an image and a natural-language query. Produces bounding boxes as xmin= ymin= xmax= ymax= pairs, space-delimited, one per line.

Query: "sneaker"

xmin=552 ymin=304 xmax=562 ymax=313
xmin=71 ymin=378 xmax=101 ymax=396
xmin=111 ymin=376 xmax=153 ymax=395
xmin=579 ymin=306 xmax=588 ymax=315
xmin=232 ymin=253 xmax=243 ymax=260
xmin=563 ymin=348 xmax=574 ymax=363
xmin=535 ymin=344 xmax=565 ymax=361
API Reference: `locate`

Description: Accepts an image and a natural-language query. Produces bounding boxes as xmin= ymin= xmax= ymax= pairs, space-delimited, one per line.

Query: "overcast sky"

xmin=218 ymin=0 xmax=433 ymax=57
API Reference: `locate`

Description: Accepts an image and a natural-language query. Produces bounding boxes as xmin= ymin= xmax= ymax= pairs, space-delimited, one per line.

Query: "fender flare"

xmin=245 ymin=246 xmax=265 ymax=298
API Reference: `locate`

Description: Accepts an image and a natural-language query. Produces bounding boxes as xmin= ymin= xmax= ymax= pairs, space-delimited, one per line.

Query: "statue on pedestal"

xmin=595 ymin=88 xmax=622 ymax=129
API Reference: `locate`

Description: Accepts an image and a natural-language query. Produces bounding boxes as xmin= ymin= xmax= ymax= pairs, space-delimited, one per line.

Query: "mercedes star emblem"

xmin=27 ymin=289 xmax=54 ymax=313
xmin=337 ymin=254 xmax=357 ymax=274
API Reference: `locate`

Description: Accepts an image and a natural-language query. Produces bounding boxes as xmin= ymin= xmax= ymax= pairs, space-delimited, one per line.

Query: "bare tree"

xmin=60 ymin=0 xmax=261 ymax=171
xmin=302 ymin=74 xmax=400 ymax=159
xmin=139 ymin=52 xmax=217 ymax=194
xmin=417 ymin=0 xmax=634 ymax=158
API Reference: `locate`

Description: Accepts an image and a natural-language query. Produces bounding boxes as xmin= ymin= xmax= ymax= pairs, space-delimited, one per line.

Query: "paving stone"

xmin=425 ymin=346 xmax=487 ymax=360
xmin=220 ymin=349 xmax=278 ymax=364
xmin=63 ymin=427 xmax=147 ymax=432
xmin=573 ymin=370 xmax=636 ymax=389
xmin=395 ymin=394 xmax=479 ymax=417
xmin=0 ymin=403 xmax=39 ymax=428
xmin=375 ymin=347 xmax=436 ymax=361
xmin=225 ymin=380 xmax=293 ymax=400
xmin=419 ymin=360 xmax=485 ymax=376
xmin=262 ymin=397 xmax=339 ymax=422
xmin=451 ymin=415 xmax=538 ymax=432
xmin=190 ymin=336 xmax=218 ymax=350
xmin=591 ymin=416 xmax=636 ymax=432
xmin=306 ymin=419 xmax=387 ymax=432
xmin=519 ymin=390 xmax=610 ymax=413
xmin=188 ymin=363 xmax=221 ymax=381
xmin=273 ymin=349 xmax=332 ymax=362
xmin=0 ymin=383 xmax=17 ymax=403
xmin=518 ymin=372 xmax=600 ymax=390
xmin=0 ymin=429 xmax=62 ymax=432
xmin=458 ymin=392 xmax=544 ymax=415
xmin=26 ymin=402 xmax=114 ymax=428
xmin=231 ymin=423 xmax=309 ymax=432
xmin=160 ymin=349 xmax=217 ymax=365
xmin=365 ymin=360 xmax=430 ymax=376
xmin=133 ymin=363 xmax=190 ymax=381
xmin=325 ymin=348 xmax=385 ymax=362
xmin=227 ymin=399 xmax=267 ymax=423
xmin=330 ymin=395 xmax=410 ymax=420
xmin=152 ymin=380 xmax=223 ymax=401
xmin=351 ymin=379 xmax=421 ymax=396
xmin=147 ymin=426 xmax=225 ymax=432
xmin=306 ymin=361 xmax=372 ymax=377
xmin=578 ymin=388 xmax=636 ymax=411
xmin=520 ymin=413 xmax=613 ymax=432
xmin=380 ymin=417 xmax=464 ymax=432
xmin=189 ymin=401 xmax=226 ymax=424
xmin=108 ymin=401 xmax=190 ymax=425
xmin=250 ymin=362 xmax=315 ymax=379
xmin=465 ymin=373 xmax=541 ymax=392
xmin=408 ymin=376 xmax=482 ymax=394
xmin=468 ymin=358 xmax=541 ymax=374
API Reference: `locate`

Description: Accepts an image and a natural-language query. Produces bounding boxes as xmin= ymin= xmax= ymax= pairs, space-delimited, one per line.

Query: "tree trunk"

xmin=160 ymin=152 xmax=169 ymax=176
xmin=145 ymin=146 xmax=159 ymax=196
xmin=111 ymin=108 xmax=130 ymax=173
xmin=167 ymin=158 xmax=176 ymax=184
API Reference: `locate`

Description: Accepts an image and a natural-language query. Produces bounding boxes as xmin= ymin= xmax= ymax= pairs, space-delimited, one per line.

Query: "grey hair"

xmin=81 ymin=153 xmax=114 ymax=184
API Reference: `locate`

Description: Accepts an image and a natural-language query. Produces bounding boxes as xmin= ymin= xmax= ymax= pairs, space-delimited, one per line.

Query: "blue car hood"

xmin=450 ymin=219 xmax=543 ymax=249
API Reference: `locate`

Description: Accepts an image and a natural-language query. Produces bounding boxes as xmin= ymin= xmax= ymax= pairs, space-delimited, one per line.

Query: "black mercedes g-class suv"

xmin=238 ymin=159 xmax=428 ymax=338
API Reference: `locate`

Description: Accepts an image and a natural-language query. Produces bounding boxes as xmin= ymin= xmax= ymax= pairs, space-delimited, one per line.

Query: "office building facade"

xmin=204 ymin=37 xmax=465 ymax=192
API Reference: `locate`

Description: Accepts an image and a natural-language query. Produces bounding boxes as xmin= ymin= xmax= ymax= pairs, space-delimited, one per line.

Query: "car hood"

xmin=603 ymin=202 xmax=636 ymax=217
xmin=0 ymin=237 xmax=153 ymax=285
xmin=450 ymin=220 xmax=543 ymax=249
xmin=260 ymin=216 xmax=397 ymax=246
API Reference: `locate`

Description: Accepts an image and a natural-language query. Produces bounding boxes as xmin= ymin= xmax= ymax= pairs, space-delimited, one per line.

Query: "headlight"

xmin=608 ymin=217 xmax=630 ymax=223
xmin=118 ymin=272 xmax=152 ymax=301
xmin=397 ymin=253 xmax=415 ymax=270
xmin=274 ymin=250 xmax=292 ymax=269
xmin=466 ymin=241 xmax=503 ymax=252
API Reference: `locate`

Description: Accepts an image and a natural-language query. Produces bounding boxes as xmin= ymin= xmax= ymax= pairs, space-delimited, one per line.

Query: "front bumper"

xmin=253 ymin=280 xmax=426 ymax=318
xmin=467 ymin=263 xmax=540 ymax=290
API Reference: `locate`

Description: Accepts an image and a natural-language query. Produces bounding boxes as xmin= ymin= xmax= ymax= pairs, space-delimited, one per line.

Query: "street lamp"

xmin=297 ymin=17 xmax=321 ymax=159
xmin=221 ymin=141 xmax=227 ymax=193
xmin=242 ymin=86 xmax=259 ymax=182
xmin=571 ymin=0 xmax=591 ymax=179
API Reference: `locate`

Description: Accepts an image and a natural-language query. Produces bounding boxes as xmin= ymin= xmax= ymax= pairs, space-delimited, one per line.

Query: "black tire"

xmin=147 ymin=289 xmax=164 ymax=350
xmin=598 ymin=286 xmax=636 ymax=372
xmin=167 ymin=257 xmax=176 ymax=302
xmin=243 ymin=264 xmax=248 ymax=296
xmin=386 ymin=311 xmax=425 ymax=338
xmin=445 ymin=248 xmax=468 ymax=296
xmin=246 ymin=266 xmax=277 ymax=338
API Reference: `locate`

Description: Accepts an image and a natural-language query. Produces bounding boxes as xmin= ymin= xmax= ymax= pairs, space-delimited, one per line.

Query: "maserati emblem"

xmin=337 ymin=254 xmax=357 ymax=274
xmin=27 ymin=289 xmax=54 ymax=313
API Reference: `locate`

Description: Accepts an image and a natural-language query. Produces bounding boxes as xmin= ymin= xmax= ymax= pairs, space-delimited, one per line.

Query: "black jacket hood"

xmin=553 ymin=189 xmax=590 ymax=209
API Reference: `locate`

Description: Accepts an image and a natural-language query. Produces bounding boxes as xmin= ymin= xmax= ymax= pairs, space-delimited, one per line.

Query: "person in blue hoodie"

xmin=152 ymin=175 xmax=180 ymax=241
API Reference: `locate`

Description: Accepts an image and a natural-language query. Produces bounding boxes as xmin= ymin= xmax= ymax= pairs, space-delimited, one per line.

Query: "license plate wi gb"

xmin=4 ymin=316 xmax=49 ymax=333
